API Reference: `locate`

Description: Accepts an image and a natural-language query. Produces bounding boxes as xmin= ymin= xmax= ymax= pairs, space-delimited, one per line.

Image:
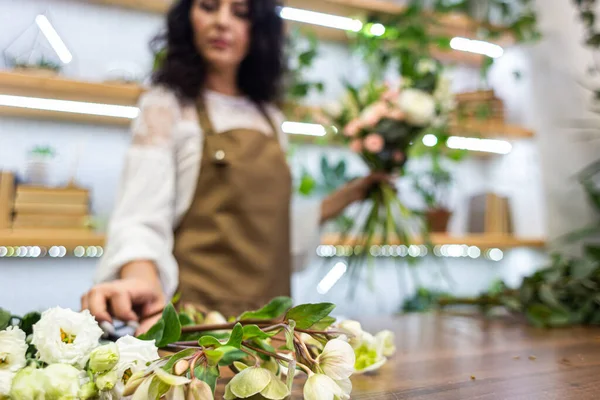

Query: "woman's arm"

xmin=83 ymin=87 xmax=180 ymax=329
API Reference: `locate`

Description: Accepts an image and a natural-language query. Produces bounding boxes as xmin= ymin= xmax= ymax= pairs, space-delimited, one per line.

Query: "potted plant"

xmin=12 ymin=56 xmax=62 ymax=77
xmin=411 ymin=162 xmax=453 ymax=233
xmin=25 ymin=145 xmax=56 ymax=186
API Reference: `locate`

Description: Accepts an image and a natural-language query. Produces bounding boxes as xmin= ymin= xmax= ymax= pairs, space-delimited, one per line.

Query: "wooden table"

xmin=216 ymin=313 xmax=600 ymax=399
xmin=345 ymin=313 xmax=600 ymax=399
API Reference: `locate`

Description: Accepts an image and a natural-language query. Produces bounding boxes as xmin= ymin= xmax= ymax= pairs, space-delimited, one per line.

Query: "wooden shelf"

xmin=0 ymin=229 xmax=105 ymax=252
xmin=0 ymin=71 xmax=143 ymax=126
xmin=0 ymin=230 xmax=544 ymax=258
xmin=321 ymin=233 xmax=546 ymax=249
xmin=450 ymin=120 xmax=534 ymax=139
xmin=85 ymin=0 xmax=510 ymax=65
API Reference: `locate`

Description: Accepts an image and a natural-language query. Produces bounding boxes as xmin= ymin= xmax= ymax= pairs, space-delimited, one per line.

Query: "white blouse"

xmin=94 ymin=87 xmax=322 ymax=298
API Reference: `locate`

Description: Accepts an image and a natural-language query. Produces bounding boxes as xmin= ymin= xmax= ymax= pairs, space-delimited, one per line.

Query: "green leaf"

xmin=137 ymin=319 xmax=165 ymax=344
xmin=238 ymin=297 xmax=293 ymax=321
xmin=538 ymin=284 xmax=565 ymax=310
xmin=584 ymin=245 xmax=600 ymax=260
xmin=138 ymin=303 xmax=181 ymax=347
xmin=19 ymin=312 xmax=41 ymax=335
xmin=194 ymin=365 xmax=220 ymax=394
xmin=218 ymin=346 xmax=247 ymax=366
xmin=198 ymin=335 xmax=223 ymax=348
xmin=162 ymin=348 xmax=197 ymax=372
xmin=310 ymin=316 xmax=336 ymax=330
xmin=158 ymin=304 xmax=181 ymax=347
xmin=571 ymin=259 xmax=597 ymax=280
xmin=204 ymin=349 xmax=225 ymax=366
xmin=285 ymin=303 xmax=335 ymax=329
xmin=548 ymin=310 xmax=572 ymax=327
xmin=285 ymin=320 xmax=296 ymax=351
xmin=225 ymin=323 xmax=244 ymax=349
xmin=178 ymin=313 xmax=194 ymax=327
xmin=0 ymin=309 xmax=12 ymax=330
xmin=526 ymin=304 xmax=554 ymax=328
xmin=242 ymin=325 xmax=278 ymax=341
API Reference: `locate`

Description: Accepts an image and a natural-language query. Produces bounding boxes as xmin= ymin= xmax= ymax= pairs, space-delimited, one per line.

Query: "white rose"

xmin=398 ymin=89 xmax=436 ymax=127
xmin=9 ymin=366 xmax=46 ymax=399
xmin=0 ymin=326 xmax=27 ymax=372
xmin=43 ymin=363 xmax=81 ymax=399
xmin=31 ymin=307 xmax=103 ymax=368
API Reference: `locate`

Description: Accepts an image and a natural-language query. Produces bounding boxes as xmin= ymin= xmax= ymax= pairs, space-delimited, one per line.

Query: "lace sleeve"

xmin=131 ymin=87 xmax=181 ymax=147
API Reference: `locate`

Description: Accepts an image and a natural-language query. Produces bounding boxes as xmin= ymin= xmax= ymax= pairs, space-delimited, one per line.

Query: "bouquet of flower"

xmin=0 ymin=297 xmax=395 ymax=399
xmin=320 ymin=58 xmax=455 ymax=293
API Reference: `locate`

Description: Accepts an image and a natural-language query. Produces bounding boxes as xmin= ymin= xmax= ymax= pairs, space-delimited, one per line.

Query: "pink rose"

xmin=359 ymin=101 xmax=388 ymax=127
xmin=349 ymin=139 xmax=363 ymax=153
xmin=344 ymin=118 xmax=362 ymax=137
xmin=386 ymin=109 xmax=405 ymax=121
xmin=363 ymin=133 xmax=385 ymax=153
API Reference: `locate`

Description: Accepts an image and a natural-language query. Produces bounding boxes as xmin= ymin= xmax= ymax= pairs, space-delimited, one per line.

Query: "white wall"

xmin=0 ymin=0 xmax=554 ymax=316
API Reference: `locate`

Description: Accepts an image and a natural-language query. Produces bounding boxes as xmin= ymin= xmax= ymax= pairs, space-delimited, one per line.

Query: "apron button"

xmin=214 ymin=150 xmax=225 ymax=161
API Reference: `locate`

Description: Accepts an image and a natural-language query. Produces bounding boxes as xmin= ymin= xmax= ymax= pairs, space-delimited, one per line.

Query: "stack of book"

xmin=0 ymin=171 xmax=15 ymax=229
xmin=12 ymin=185 xmax=91 ymax=230
xmin=468 ymin=193 xmax=513 ymax=235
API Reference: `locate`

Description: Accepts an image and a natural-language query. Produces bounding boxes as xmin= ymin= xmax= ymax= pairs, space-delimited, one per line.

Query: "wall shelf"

xmin=0 ymin=229 xmax=105 ymax=251
xmin=321 ymin=233 xmax=546 ymax=249
xmin=0 ymin=230 xmax=545 ymax=258
xmin=86 ymin=0 xmax=510 ymax=65
xmin=0 ymin=72 xmax=535 ymax=144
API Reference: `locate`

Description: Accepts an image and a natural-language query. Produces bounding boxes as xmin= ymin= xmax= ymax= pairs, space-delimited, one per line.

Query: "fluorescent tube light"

xmin=317 ymin=262 xmax=348 ymax=294
xmin=450 ymin=37 xmax=504 ymax=59
xmin=281 ymin=121 xmax=327 ymax=136
xmin=446 ymin=136 xmax=512 ymax=154
xmin=0 ymin=95 xmax=140 ymax=119
xmin=35 ymin=15 xmax=73 ymax=64
xmin=280 ymin=7 xmax=363 ymax=32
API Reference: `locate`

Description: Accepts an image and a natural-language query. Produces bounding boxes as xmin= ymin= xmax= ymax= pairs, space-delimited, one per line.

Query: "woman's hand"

xmin=81 ymin=261 xmax=166 ymax=335
xmin=320 ymin=172 xmax=391 ymax=223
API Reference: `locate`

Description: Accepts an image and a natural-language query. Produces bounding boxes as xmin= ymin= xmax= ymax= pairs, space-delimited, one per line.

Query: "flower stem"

xmin=241 ymin=342 xmax=292 ymax=363
xmin=239 ymin=347 xmax=262 ymax=367
xmin=181 ymin=320 xmax=277 ymax=333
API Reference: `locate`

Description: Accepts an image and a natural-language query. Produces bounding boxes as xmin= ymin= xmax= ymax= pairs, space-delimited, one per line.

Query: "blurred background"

xmin=0 ymin=0 xmax=598 ymax=317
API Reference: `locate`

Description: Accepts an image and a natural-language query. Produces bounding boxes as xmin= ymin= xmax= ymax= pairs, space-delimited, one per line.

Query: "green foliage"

xmin=284 ymin=303 xmax=335 ymax=329
xmin=286 ymin=29 xmax=325 ymax=102
xmin=402 ymin=287 xmax=451 ymax=313
xmin=237 ymin=296 xmax=293 ymax=321
xmin=410 ymin=160 xmax=453 ymax=210
xmin=137 ymin=303 xmax=181 ymax=347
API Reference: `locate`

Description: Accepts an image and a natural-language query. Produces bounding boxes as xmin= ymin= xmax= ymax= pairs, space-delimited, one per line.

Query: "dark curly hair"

xmin=152 ymin=0 xmax=284 ymax=104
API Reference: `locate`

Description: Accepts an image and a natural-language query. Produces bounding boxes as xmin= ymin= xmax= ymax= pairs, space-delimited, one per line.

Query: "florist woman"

xmin=82 ymin=0 xmax=386 ymax=332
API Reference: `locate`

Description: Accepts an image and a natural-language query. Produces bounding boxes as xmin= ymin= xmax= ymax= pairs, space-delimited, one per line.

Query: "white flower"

xmin=375 ymin=330 xmax=396 ymax=357
xmin=0 ymin=371 xmax=15 ymax=398
xmin=336 ymin=320 xmax=363 ymax=347
xmin=89 ymin=343 xmax=119 ymax=373
xmin=0 ymin=326 xmax=28 ymax=373
xmin=9 ymin=366 xmax=46 ymax=399
xmin=32 ymin=307 xmax=103 ymax=368
xmin=316 ymin=339 xmax=355 ymax=380
xmin=96 ymin=370 xmax=119 ymax=391
xmin=187 ymin=379 xmax=215 ymax=400
xmin=112 ymin=335 xmax=159 ymax=396
xmin=416 ymin=59 xmax=438 ymax=75
xmin=433 ymin=77 xmax=455 ymax=113
xmin=353 ymin=332 xmax=387 ymax=374
xmin=303 ymin=373 xmax=348 ymax=400
xmin=398 ymin=89 xmax=436 ymax=127
xmin=43 ymin=363 xmax=81 ymax=399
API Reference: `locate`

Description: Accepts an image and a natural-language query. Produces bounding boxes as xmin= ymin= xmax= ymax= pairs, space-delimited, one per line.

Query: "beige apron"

xmin=173 ymin=97 xmax=292 ymax=317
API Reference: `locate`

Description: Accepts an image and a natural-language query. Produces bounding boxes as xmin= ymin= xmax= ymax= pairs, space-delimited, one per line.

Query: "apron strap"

xmin=196 ymin=93 xmax=281 ymax=144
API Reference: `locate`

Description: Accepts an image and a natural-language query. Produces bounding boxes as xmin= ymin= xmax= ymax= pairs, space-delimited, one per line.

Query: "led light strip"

xmin=450 ymin=37 xmax=504 ymax=59
xmin=280 ymin=7 xmax=363 ymax=32
xmin=446 ymin=136 xmax=513 ymax=155
xmin=35 ymin=15 xmax=73 ymax=64
xmin=317 ymin=262 xmax=348 ymax=294
xmin=0 ymin=95 xmax=140 ymax=119
xmin=281 ymin=121 xmax=327 ymax=136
